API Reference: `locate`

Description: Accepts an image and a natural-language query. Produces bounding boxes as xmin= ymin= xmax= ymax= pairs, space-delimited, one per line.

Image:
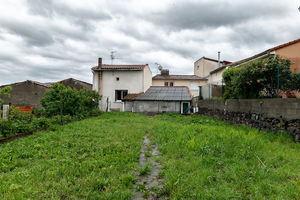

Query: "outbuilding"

xmin=123 ymin=86 xmax=192 ymax=114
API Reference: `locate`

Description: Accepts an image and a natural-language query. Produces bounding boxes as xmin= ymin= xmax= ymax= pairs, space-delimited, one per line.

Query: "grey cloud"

xmin=27 ymin=0 xmax=111 ymax=30
xmin=147 ymin=1 xmax=288 ymax=31
xmin=1 ymin=20 xmax=54 ymax=46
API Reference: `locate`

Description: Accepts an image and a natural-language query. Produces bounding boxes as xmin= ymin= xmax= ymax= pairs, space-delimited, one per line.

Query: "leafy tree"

xmin=223 ymin=56 xmax=294 ymax=99
xmin=289 ymin=73 xmax=300 ymax=92
xmin=41 ymin=83 xmax=101 ymax=118
xmin=0 ymin=86 xmax=12 ymax=104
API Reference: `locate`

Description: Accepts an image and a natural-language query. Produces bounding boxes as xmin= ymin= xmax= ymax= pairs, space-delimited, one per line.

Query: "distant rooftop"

xmin=91 ymin=64 xmax=147 ymax=71
xmin=152 ymin=74 xmax=207 ymax=81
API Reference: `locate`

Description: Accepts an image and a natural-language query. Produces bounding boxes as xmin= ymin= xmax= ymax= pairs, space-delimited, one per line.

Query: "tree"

xmin=223 ymin=56 xmax=294 ymax=99
xmin=0 ymin=86 xmax=12 ymax=104
xmin=40 ymin=83 xmax=101 ymax=118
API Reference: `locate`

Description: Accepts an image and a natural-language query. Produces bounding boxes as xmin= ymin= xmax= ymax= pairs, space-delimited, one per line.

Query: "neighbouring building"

xmin=152 ymin=70 xmax=207 ymax=97
xmin=228 ymin=38 xmax=300 ymax=73
xmin=0 ymin=80 xmax=52 ymax=109
xmin=194 ymin=57 xmax=231 ymax=78
xmin=56 ymin=78 xmax=92 ymax=91
xmin=225 ymin=38 xmax=300 ymax=97
xmin=122 ymin=86 xmax=192 ymax=114
xmin=91 ymin=58 xmax=152 ymax=111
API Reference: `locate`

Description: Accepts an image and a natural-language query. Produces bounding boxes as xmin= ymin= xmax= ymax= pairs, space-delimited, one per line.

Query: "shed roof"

xmin=152 ymin=75 xmax=207 ymax=80
xmin=133 ymin=86 xmax=192 ymax=101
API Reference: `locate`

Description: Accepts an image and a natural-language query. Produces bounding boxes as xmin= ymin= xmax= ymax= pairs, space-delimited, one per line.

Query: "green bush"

xmin=223 ymin=56 xmax=296 ymax=99
xmin=0 ymin=120 xmax=16 ymax=137
xmin=32 ymin=117 xmax=51 ymax=130
xmin=8 ymin=106 xmax=32 ymax=122
xmin=41 ymin=84 xmax=101 ymax=117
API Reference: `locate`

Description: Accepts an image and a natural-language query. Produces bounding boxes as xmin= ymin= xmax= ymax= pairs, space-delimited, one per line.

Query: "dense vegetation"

xmin=0 ymin=86 xmax=12 ymax=104
xmin=223 ymin=56 xmax=300 ymax=99
xmin=1 ymin=112 xmax=299 ymax=199
xmin=0 ymin=84 xmax=101 ymax=138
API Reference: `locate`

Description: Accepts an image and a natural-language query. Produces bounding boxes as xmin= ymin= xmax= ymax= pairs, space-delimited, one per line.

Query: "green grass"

xmin=0 ymin=112 xmax=299 ymax=199
xmin=150 ymin=114 xmax=300 ymax=199
xmin=0 ymin=112 xmax=150 ymax=199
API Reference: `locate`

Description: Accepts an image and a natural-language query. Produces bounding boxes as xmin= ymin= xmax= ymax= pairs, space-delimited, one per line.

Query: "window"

xmin=116 ymin=77 xmax=119 ymax=81
xmin=115 ymin=90 xmax=128 ymax=101
xmin=164 ymin=82 xmax=174 ymax=87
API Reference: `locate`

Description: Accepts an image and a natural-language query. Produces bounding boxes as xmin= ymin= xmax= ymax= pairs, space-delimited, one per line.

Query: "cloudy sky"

xmin=0 ymin=0 xmax=299 ymax=85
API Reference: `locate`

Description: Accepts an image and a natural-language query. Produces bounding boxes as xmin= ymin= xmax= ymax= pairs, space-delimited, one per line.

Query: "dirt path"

xmin=132 ymin=135 xmax=166 ymax=200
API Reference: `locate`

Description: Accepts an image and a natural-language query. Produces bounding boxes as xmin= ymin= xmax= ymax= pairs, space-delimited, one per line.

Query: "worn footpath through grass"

xmin=0 ymin=112 xmax=299 ymax=199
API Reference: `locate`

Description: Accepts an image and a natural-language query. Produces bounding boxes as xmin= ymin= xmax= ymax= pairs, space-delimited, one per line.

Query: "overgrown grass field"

xmin=0 ymin=112 xmax=299 ymax=199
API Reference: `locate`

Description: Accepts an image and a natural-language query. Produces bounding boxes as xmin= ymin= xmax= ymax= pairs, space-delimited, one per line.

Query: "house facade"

xmin=152 ymin=74 xmax=207 ymax=97
xmin=91 ymin=58 xmax=152 ymax=111
xmin=194 ymin=57 xmax=231 ymax=78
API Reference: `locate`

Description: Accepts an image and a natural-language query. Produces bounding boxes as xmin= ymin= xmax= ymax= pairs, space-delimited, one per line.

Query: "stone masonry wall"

xmin=197 ymin=99 xmax=300 ymax=141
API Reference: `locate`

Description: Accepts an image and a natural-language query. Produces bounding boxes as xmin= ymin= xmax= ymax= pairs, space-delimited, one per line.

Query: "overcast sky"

xmin=0 ymin=0 xmax=299 ymax=85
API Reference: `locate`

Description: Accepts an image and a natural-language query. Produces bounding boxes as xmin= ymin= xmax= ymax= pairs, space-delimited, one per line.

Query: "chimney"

xmin=217 ymin=52 xmax=221 ymax=68
xmin=98 ymin=57 xmax=102 ymax=67
xmin=161 ymin=69 xmax=169 ymax=76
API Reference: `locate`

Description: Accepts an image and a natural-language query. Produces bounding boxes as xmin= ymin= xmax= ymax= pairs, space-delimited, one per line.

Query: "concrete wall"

xmin=124 ymin=101 xmax=182 ymax=113
xmin=275 ymin=41 xmax=300 ymax=73
xmin=152 ymin=79 xmax=207 ymax=97
xmin=100 ymin=70 xmax=144 ymax=111
xmin=0 ymin=81 xmax=49 ymax=108
xmin=208 ymin=67 xmax=226 ymax=85
xmin=197 ymin=99 xmax=300 ymax=140
xmin=194 ymin=58 xmax=219 ymax=78
xmin=143 ymin=65 xmax=152 ymax=92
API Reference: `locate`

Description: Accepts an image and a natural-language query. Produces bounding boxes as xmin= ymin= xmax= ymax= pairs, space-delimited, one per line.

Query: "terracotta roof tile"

xmin=269 ymin=38 xmax=300 ymax=51
xmin=92 ymin=64 xmax=146 ymax=71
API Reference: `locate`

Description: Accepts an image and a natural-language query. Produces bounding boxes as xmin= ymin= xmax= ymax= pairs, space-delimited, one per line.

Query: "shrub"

xmin=0 ymin=86 xmax=12 ymax=104
xmin=0 ymin=120 xmax=16 ymax=137
xmin=8 ymin=106 xmax=32 ymax=122
xmin=32 ymin=117 xmax=51 ymax=130
xmin=223 ymin=56 xmax=295 ymax=99
xmin=41 ymin=84 xmax=101 ymax=117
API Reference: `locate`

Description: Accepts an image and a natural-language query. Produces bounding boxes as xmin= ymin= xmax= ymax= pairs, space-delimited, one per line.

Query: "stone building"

xmin=0 ymin=80 xmax=51 ymax=109
xmin=56 ymin=78 xmax=92 ymax=91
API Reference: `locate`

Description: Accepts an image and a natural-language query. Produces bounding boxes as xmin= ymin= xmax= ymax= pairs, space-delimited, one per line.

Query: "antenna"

xmin=110 ymin=51 xmax=117 ymax=64
xmin=155 ymin=63 xmax=163 ymax=71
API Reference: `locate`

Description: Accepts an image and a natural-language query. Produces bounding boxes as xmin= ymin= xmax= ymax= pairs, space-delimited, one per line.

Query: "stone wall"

xmin=0 ymin=81 xmax=50 ymax=108
xmin=197 ymin=99 xmax=300 ymax=141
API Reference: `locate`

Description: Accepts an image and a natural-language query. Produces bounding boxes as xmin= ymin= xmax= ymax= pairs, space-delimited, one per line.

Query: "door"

xmin=182 ymin=102 xmax=189 ymax=114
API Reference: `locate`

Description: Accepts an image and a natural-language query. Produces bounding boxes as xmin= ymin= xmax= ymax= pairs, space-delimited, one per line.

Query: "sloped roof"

xmin=55 ymin=78 xmax=92 ymax=86
xmin=194 ymin=56 xmax=231 ymax=64
xmin=134 ymin=86 xmax=192 ymax=101
xmin=91 ymin=64 xmax=147 ymax=71
xmin=0 ymin=80 xmax=52 ymax=88
xmin=123 ymin=93 xmax=143 ymax=101
xmin=269 ymin=38 xmax=300 ymax=51
xmin=152 ymin=75 xmax=207 ymax=80
xmin=229 ymin=37 xmax=300 ymax=67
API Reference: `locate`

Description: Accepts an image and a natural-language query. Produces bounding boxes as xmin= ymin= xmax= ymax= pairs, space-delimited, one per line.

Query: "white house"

xmin=91 ymin=58 xmax=152 ymax=111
